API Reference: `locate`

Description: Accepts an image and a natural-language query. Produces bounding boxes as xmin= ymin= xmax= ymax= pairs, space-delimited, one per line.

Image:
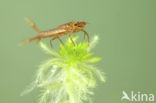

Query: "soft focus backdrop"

xmin=0 ymin=0 xmax=156 ymax=103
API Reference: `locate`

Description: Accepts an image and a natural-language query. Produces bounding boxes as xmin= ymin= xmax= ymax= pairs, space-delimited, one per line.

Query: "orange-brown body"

xmin=20 ymin=18 xmax=89 ymax=47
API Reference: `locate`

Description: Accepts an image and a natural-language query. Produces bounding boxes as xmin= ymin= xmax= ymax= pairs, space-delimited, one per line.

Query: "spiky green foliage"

xmin=21 ymin=36 xmax=105 ymax=103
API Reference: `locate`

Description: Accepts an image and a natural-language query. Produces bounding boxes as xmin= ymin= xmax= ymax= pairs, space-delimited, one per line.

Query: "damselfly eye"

xmin=74 ymin=23 xmax=78 ymax=26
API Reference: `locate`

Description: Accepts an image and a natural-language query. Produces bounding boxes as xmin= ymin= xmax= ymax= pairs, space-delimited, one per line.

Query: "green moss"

xmin=21 ymin=36 xmax=106 ymax=103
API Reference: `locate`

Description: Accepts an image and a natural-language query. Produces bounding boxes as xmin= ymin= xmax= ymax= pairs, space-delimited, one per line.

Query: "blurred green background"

xmin=0 ymin=0 xmax=156 ymax=103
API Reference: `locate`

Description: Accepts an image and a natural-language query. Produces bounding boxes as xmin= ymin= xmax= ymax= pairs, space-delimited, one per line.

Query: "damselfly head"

xmin=74 ymin=21 xmax=87 ymax=28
